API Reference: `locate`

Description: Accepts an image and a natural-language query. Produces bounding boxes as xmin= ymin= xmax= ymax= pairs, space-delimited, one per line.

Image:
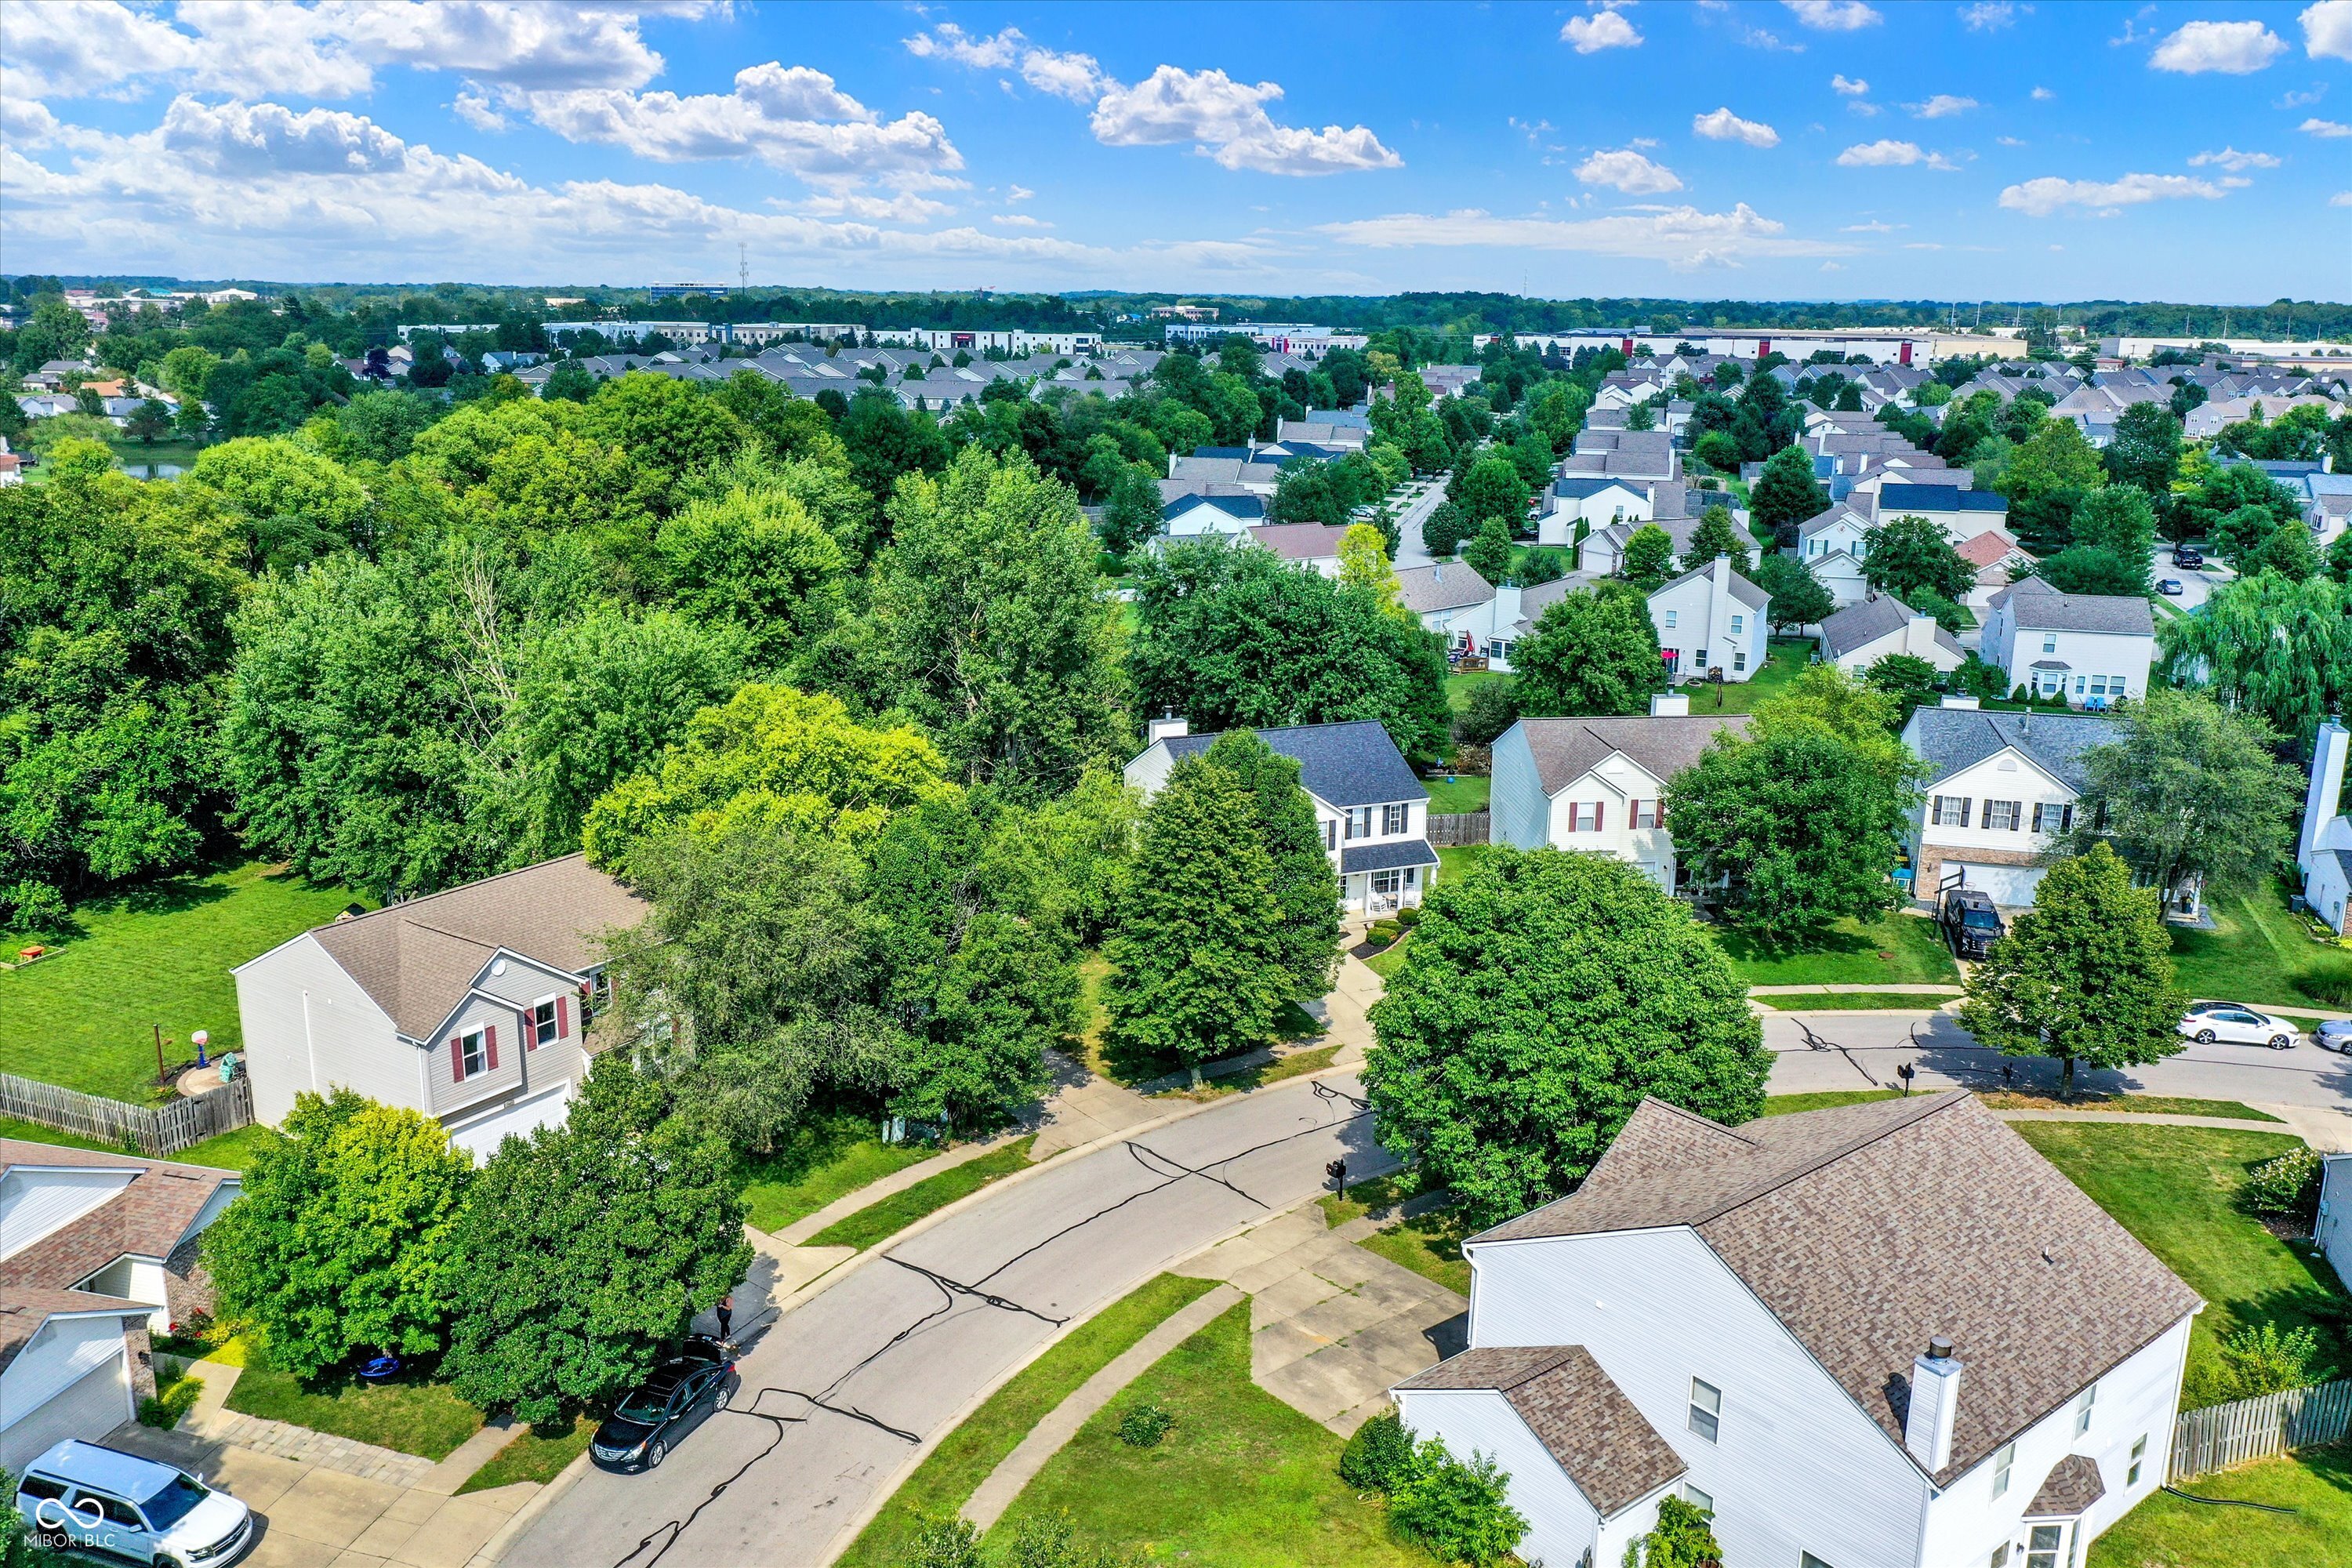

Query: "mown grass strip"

xmin=807 ymin=1138 xmax=1037 ymax=1251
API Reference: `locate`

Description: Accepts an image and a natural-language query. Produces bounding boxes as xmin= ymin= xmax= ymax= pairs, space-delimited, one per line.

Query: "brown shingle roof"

xmin=1247 ymin=523 xmax=1351 ymax=562
xmin=0 ymin=1142 xmax=238 ymax=1297
xmin=1471 ymin=1094 xmax=2201 ymax=1486
xmin=1396 ymin=1345 xmax=1686 ymax=1515
xmin=2024 ymin=1454 xmax=2107 ymax=1516
xmin=293 ymin=854 xmax=647 ymax=1039
xmin=0 ymin=1287 xmax=146 ymax=1374
xmin=1509 ymin=714 xmax=1751 ymax=796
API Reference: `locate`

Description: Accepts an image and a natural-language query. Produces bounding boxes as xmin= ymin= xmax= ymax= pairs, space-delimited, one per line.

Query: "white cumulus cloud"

xmin=2187 ymin=147 xmax=2280 ymax=171
xmin=2031 ymin=85 xmax=2056 ymax=100
xmin=1997 ymin=172 xmax=2228 ymax=216
xmin=2150 ymin=19 xmax=2287 ymax=74
xmin=1831 ymin=74 xmax=1870 ymax=94
xmin=2306 ymin=2 xmax=2352 ymax=61
xmin=2303 ymin=117 xmax=2352 ymax=136
xmin=1090 ymin=66 xmax=1400 ymax=175
xmin=1784 ymin=0 xmax=1882 ymax=31
xmin=1320 ymin=201 xmax=1853 ymax=268
xmin=1908 ymin=95 xmax=1978 ymax=118
xmin=1693 ymin=107 xmax=1780 ymax=146
xmin=1835 ymin=140 xmax=1957 ymax=169
xmin=1574 ymin=147 xmax=1683 ymax=192
xmin=1959 ymin=2 xmax=2019 ymax=31
xmin=1562 ymin=8 xmax=1643 ymax=53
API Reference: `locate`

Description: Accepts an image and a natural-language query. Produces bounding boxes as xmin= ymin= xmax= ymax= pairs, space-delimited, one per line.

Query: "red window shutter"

xmin=452 ymin=1040 xmax=465 ymax=1083
xmin=556 ymin=995 xmax=570 ymax=1039
xmin=1596 ymin=803 xmax=1606 ymax=831
xmin=521 ymin=1008 xmax=536 ymax=1051
xmin=485 ymin=1025 xmax=499 ymax=1072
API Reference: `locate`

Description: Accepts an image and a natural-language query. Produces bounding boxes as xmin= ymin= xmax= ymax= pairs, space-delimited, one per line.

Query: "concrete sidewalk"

xmin=1990 ymin=1107 xmax=2296 ymax=1133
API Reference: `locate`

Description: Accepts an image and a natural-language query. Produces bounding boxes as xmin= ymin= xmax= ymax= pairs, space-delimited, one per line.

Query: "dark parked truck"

xmin=1940 ymin=887 xmax=2005 ymax=959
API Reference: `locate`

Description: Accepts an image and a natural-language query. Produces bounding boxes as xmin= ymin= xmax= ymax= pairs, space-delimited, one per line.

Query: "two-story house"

xmin=1490 ymin=699 xmax=1749 ymax=892
xmin=2295 ymin=717 xmax=2352 ymax=935
xmin=1396 ymin=1092 xmax=2200 ymax=1568
xmin=1980 ymin=579 xmax=2155 ymax=706
xmin=1857 ymin=478 xmax=2013 ymax=543
xmin=1898 ymin=699 xmax=2118 ymax=909
xmin=1817 ymin=593 xmax=1967 ymax=678
xmin=1649 ymin=555 xmax=1771 ymax=684
xmin=1396 ymin=561 xmax=1498 ymax=648
xmin=1123 ymin=719 xmax=1437 ymax=915
xmin=1537 ymin=478 xmax=1682 ymax=549
xmin=231 ymin=855 xmax=648 ymax=1159
xmin=1794 ymin=507 xmax=1876 ymax=608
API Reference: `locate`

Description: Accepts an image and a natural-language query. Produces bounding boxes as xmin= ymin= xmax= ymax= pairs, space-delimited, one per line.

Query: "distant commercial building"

xmin=1162 ymin=321 xmax=1367 ymax=355
xmin=894 ymin=328 xmax=1102 ymax=357
xmin=1476 ymin=328 xmax=2024 ymax=366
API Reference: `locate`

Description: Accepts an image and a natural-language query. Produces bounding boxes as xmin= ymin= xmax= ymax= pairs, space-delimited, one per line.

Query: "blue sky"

xmin=4 ymin=1 xmax=2348 ymax=302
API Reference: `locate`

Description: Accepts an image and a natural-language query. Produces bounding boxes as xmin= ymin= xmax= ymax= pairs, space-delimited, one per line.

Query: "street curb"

xmin=468 ymin=1447 xmax=593 ymax=1567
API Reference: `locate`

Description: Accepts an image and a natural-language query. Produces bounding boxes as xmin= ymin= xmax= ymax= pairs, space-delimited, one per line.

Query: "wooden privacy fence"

xmin=2170 ymin=1378 xmax=2352 ymax=1480
xmin=0 ymin=1070 xmax=254 ymax=1158
xmin=1429 ymin=811 xmax=1490 ymax=847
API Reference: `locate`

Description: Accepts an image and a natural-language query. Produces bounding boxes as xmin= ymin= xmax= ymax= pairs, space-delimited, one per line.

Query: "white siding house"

xmin=1980 ymin=579 xmax=2155 ymax=706
xmin=1649 ymin=555 xmax=1770 ymax=683
xmin=1489 ymin=702 xmax=1748 ymax=892
xmin=2296 ymin=718 xmax=2352 ymax=935
xmin=1817 ymin=593 xmax=1968 ymax=677
xmin=1396 ymin=1093 xmax=2200 ymax=1568
xmin=1899 ymin=701 xmax=2121 ymax=910
xmin=231 ymin=855 xmax=646 ymax=1157
xmin=1124 ymin=719 xmax=1437 ymax=915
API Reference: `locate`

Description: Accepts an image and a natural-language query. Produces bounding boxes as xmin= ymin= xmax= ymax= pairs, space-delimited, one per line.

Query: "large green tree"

xmin=1680 ymin=504 xmax=1750 ymax=573
xmin=1861 ymin=513 xmax=1975 ymax=604
xmin=1450 ymin=453 xmax=1533 ymax=525
xmin=855 ymin=448 xmax=1128 ymax=796
xmin=2158 ymin=573 xmax=2352 ymax=753
xmin=1363 ymin=848 xmax=1767 ymax=1228
xmin=1204 ymin=731 xmax=1341 ymax=994
xmin=1103 ymin=755 xmax=1291 ymax=1072
xmin=1748 ymin=446 xmax=1828 ymax=546
xmin=2063 ymin=688 xmax=2303 ymax=903
xmin=1752 ymin=551 xmax=1835 ymax=633
xmin=444 ymin=1057 xmax=750 ymax=1424
xmin=1510 ymin=584 xmax=1668 ymax=717
xmin=204 ymin=1091 xmax=474 ymax=1379
xmin=2103 ymin=401 xmax=2182 ymax=495
xmin=1130 ymin=540 xmax=1452 ymax=760
xmin=1958 ymin=843 xmax=2187 ymax=1098
xmin=654 ymin=485 xmax=846 ymax=667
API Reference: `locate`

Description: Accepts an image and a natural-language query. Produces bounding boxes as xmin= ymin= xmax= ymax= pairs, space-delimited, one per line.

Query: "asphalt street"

xmin=502 ymin=1073 xmax=1392 ymax=1568
xmin=1391 ymin=476 xmax=1450 ymax=568
xmin=1763 ymin=1007 xmax=2352 ymax=1108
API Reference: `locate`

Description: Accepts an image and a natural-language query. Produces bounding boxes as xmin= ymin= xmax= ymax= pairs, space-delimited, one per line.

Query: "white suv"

xmin=16 ymin=1439 xmax=253 ymax=1566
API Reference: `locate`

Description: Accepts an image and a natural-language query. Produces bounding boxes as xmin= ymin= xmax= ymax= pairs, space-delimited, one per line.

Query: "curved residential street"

xmin=499 ymin=1072 xmax=1391 ymax=1568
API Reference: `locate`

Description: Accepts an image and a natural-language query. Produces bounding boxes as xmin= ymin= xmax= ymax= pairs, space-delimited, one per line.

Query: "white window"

xmin=1733 ymin=649 xmax=1748 ymax=672
xmin=1569 ymin=801 xmax=1603 ymax=833
xmin=2024 ymin=1524 xmax=2063 ymax=1568
xmin=1933 ymin=794 xmax=1972 ymax=827
xmin=530 ymin=998 xmax=560 ymax=1047
xmin=1682 ymin=1483 xmax=1714 ymax=1512
xmin=1696 ymin=647 xmax=1708 ymax=670
xmin=1663 ymin=608 xmax=1679 ymax=630
xmin=1382 ymin=803 xmax=1410 ymax=835
xmin=2042 ymin=633 xmax=2059 ymax=654
xmin=590 ymin=971 xmax=612 ymax=1007
xmin=2073 ymin=1382 xmax=2096 ymax=1436
xmin=2127 ymin=1435 xmax=2147 ymax=1486
xmin=1631 ymin=800 xmax=1661 ymax=829
xmin=1731 ymin=614 xmax=1744 ymax=636
xmin=1322 ymin=819 xmax=1338 ymax=851
xmin=1984 ymin=800 xmax=2022 ymax=831
xmin=1992 ymin=1440 xmax=2016 ymax=1497
xmin=1989 ymin=1548 xmax=2009 ymax=1568
xmin=1688 ymin=1377 xmax=1721 ymax=1443
xmin=457 ymin=1028 xmax=488 ymax=1080
xmin=2031 ymin=802 xmax=2074 ymax=834
xmin=1345 ymin=806 xmax=1374 ymax=840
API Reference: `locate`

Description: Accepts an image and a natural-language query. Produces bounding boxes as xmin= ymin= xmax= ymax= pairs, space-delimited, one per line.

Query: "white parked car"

xmin=2177 ymin=1005 xmax=2299 ymax=1051
xmin=15 ymin=1440 xmax=253 ymax=1566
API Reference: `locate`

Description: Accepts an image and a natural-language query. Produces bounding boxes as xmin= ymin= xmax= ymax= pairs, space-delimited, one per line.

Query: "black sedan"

xmin=590 ymin=1348 xmax=735 ymax=1472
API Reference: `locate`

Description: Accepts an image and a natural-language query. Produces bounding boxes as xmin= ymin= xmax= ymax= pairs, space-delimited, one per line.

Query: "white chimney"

xmin=1940 ymin=694 xmax=1981 ymax=710
xmin=1147 ymin=713 xmax=1190 ymax=744
xmin=1651 ymin=692 xmax=1691 ymax=717
xmin=1906 ymin=610 xmax=1939 ymax=657
xmin=2301 ymin=717 xmax=2350 ymax=873
xmin=1905 ymin=1338 xmax=1962 ymax=1472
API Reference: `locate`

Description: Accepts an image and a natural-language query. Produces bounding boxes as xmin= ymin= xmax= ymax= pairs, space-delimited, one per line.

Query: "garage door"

xmin=445 ymin=1082 xmax=574 ymax=1162
xmin=1950 ymin=862 xmax=2046 ymax=908
xmin=1 ymin=1350 xmax=131 ymax=1473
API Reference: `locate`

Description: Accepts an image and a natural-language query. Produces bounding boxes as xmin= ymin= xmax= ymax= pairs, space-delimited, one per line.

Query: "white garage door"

xmin=1951 ymin=862 xmax=2046 ymax=908
xmin=1 ymin=1350 xmax=131 ymax=1473
xmin=445 ymin=1082 xmax=574 ymax=1162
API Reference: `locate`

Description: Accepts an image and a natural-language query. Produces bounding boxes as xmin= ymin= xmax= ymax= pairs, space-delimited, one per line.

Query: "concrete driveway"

xmin=1762 ymin=1007 xmax=2352 ymax=1108
xmin=499 ymin=1070 xmax=1390 ymax=1568
xmin=2149 ymin=546 xmax=2231 ymax=611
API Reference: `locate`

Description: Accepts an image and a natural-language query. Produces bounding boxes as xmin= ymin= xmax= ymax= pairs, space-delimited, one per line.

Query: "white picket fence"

xmin=0 ymin=1069 xmax=254 ymax=1158
xmin=2169 ymin=1377 xmax=2352 ymax=1481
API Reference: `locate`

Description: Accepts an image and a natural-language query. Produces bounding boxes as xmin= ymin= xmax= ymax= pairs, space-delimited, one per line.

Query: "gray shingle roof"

xmin=1819 ymin=593 xmax=1944 ymax=660
xmin=2025 ymin=1454 xmax=2107 ymax=1517
xmin=1340 ymin=838 xmax=1439 ymax=874
xmin=1247 ymin=523 xmax=1351 ymax=562
xmin=1472 ymin=1093 xmax=2201 ymax=1486
xmin=289 ymin=854 xmax=648 ymax=1040
xmin=1396 ymin=1344 xmax=1686 ymax=1516
xmin=1510 ymin=714 xmax=1750 ymax=795
xmin=1655 ymin=559 xmax=1771 ymax=611
xmin=1989 ymin=579 xmax=2155 ymax=636
xmin=1395 ymin=562 xmax=1496 ymax=615
xmin=1159 ymin=720 xmax=1426 ymax=809
xmin=1901 ymin=706 xmax=2118 ymax=791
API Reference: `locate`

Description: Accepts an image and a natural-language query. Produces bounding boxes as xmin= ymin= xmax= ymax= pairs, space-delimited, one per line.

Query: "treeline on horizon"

xmin=12 ymin=274 xmax=2348 ymax=343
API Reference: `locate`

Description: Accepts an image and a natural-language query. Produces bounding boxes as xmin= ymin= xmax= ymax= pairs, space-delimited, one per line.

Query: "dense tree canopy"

xmin=1511 ymin=584 xmax=1668 ymax=717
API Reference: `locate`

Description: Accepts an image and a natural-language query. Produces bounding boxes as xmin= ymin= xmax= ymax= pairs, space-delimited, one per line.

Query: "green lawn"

xmin=1421 ymin=775 xmax=1490 ymax=814
xmin=989 ymin=1300 xmax=1442 ymax=1567
xmin=735 ymin=1112 xmax=936 ymax=1235
xmin=220 ymin=1343 xmax=484 ymax=1460
xmin=1718 ymin=910 xmax=1960 ymax=988
xmin=1162 ymin=1044 xmax=1341 ymax=1102
xmin=1762 ymin=1089 xmax=1907 ymax=1116
xmin=459 ymin=1415 xmax=593 ymax=1494
xmin=1443 ymin=670 xmax=1507 ymax=712
xmin=1669 ymin=635 xmax=1816 ymax=716
xmin=1318 ymin=1174 xmax=1471 ymax=1297
xmin=1434 ymin=844 xmax=1488 ymax=885
xmin=806 ymin=1138 xmax=1037 ymax=1251
xmin=1978 ymin=1094 xmax=2281 ymax=1122
xmin=2172 ymin=880 xmax=2347 ymax=1009
xmin=2009 ymin=1123 xmax=2352 ymax=1403
xmin=837 ymin=1273 xmax=1221 ymax=1568
xmin=1753 ymin=990 xmax=1959 ymax=1009
xmin=2091 ymin=1446 xmax=2352 ymax=1568
xmin=1361 ymin=938 xmax=1408 ymax=982
xmin=0 ymin=860 xmax=360 ymax=1102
